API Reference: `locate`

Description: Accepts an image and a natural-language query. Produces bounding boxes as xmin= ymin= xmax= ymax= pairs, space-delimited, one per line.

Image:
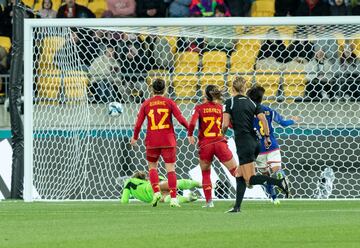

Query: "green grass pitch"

xmin=0 ymin=200 xmax=359 ymax=248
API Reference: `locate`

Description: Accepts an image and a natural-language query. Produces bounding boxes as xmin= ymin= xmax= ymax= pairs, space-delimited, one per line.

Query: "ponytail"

xmin=205 ymin=84 xmax=222 ymax=102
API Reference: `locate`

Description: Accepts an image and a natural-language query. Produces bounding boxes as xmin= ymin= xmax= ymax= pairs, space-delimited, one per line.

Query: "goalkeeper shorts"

xmin=146 ymin=147 xmax=176 ymax=163
xmin=199 ymin=141 xmax=233 ymax=163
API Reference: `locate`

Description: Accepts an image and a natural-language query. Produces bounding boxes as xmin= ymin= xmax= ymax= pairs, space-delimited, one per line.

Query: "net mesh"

xmin=30 ymin=23 xmax=360 ymax=200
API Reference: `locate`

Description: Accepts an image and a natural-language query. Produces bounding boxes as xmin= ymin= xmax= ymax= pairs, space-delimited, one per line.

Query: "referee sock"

xmin=234 ymin=177 xmax=246 ymax=209
xmin=167 ymin=171 xmax=177 ymax=198
xmin=149 ymin=168 xmax=160 ymax=193
xmin=201 ymin=169 xmax=212 ymax=203
xmin=249 ymin=175 xmax=281 ymax=187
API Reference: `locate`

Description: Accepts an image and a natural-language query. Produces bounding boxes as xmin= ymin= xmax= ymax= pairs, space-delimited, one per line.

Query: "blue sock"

xmin=265 ymin=183 xmax=277 ymax=200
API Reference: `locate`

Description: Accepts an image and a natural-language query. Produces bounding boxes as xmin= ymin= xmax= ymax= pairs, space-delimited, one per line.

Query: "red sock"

xmin=149 ymin=168 xmax=160 ymax=193
xmin=167 ymin=171 xmax=177 ymax=198
xmin=229 ymin=167 xmax=236 ymax=177
xmin=202 ymin=169 xmax=212 ymax=202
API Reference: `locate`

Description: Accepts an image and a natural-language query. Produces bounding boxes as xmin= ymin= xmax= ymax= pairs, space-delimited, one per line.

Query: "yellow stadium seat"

xmin=200 ymin=75 xmax=225 ymax=91
xmin=76 ymin=0 xmax=89 ymax=7
xmin=0 ymin=36 xmax=11 ymax=53
xmin=251 ymin=0 xmax=275 ymax=17
xmin=88 ymin=0 xmax=107 ymax=18
xmin=64 ymin=76 xmax=89 ymax=100
xmin=174 ymin=52 xmax=199 ymax=73
xmin=22 ymin=0 xmax=34 ymax=8
xmin=230 ymin=50 xmax=258 ymax=73
xmin=282 ymin=74 xmax=306 ymax=99
xmin=254 ymin=72 xmax=279 ymax=97
xmin=173 ymin=75 xmax=198 ymax=98
xmin=146 ymin=70 xmax=170 ymax=87
xmin=202 ymin=51 xmax=227 ymax=73
xmin=37 ymin=76 xmax=61 ymax=99
xmin=165 ymin=36 xmax=177 ymax=54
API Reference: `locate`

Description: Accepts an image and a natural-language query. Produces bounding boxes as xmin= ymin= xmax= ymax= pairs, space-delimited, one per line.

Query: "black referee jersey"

xmin=224 ymin=94 xmax=263 ymax=138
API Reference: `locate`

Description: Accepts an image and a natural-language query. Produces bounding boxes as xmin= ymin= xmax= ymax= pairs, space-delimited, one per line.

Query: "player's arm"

xmin=273 ymin=110 xmax=298 ymax=127
xmin=120 ymin=183 xmax=131 ymax=204
xmin=131 ymin=103 xmax=146 ymax=145
xmin=222 ymin=99 xmax=232 ymax=135
xmin=171 ymin=101 xmax=189 ymax=130
xmin=187 ymin=107 xmax=199 ymax=145
xmin=256 ymin=105 xmax=271 ymax=148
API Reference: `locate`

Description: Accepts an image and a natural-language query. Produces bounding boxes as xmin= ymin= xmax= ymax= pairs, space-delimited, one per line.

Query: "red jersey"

xmin=133 ymin=95 xmax=188 ymax=148
xmin=188 ymin=101 xmax=225 ymax=147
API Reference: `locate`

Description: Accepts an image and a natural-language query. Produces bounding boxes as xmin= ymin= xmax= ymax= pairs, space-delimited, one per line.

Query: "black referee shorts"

xmin=235 ymin=134 xmax=260 ymax=165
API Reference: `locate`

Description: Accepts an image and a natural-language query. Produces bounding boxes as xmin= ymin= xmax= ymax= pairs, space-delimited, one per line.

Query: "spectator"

xmin=352 ymin=0 xmax=360 ymax=15
xmin=118 ymin=33 xmax=149 ymax=102
xmin=295 ymin=0 xmax=330 ymax=16
xmin=255 ymin=28 xmax=288 ymax=70
xmin=204 ymin=5 xmax=236 ymax=55
xmin=0 ymin=0 xmax=12 ymax=37
xmin=135 ymin=0 xmax=166 ymax=17
xmin=39 ymin=0 xmax=57 ymax=18
xmin=313 ymin=37 xmax=339 ymax=63
xmin=284 ymin=27 xmax=315 ymax=71
xmin=225 ymin=0 xmax=252 ymax=16
xmin=144 ymin=35 xmax=174 ymax=70
xmin=88 ymin=46 xmax=121 ymax=103
xmin=329 ymin=0 xmax=351 ymax=15
xmin=304 ymin=49 xmax=340 ymax=101
xmin=168 ymin=0 xmax=192 ymax=17
xmin=275 ymin=0 xmax=299 ymax=16
xmin=0 ymin=45 xmax=9 ymax=95
xmin=57 ymin=0 xmax=95 ymax=18
xmin=102 ymin=0 xmax=136 ymax=17
xmin=336 ymin=43 xmax=360 ymax=100
xmin=0 ymin=0 xmax=34 ymax=38
xmin=189 ymin=0 xmax=230 ymax=17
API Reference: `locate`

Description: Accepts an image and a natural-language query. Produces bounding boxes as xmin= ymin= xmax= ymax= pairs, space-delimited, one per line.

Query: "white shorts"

xmin=255 ymin=149 xmax=282 ymax=172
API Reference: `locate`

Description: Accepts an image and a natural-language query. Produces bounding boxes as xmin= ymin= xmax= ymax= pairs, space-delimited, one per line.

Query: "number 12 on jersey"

xmin=148 ymin=108 xmax=170 ymax=130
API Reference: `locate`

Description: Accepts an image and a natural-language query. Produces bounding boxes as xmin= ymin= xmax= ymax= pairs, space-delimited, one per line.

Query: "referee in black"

xmin=223 ymin=77 xmax=289 ymax=213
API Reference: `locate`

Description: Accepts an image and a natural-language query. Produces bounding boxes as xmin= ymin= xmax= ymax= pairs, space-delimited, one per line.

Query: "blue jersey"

xmin=253 ymin=105 xmax=295 ymax=154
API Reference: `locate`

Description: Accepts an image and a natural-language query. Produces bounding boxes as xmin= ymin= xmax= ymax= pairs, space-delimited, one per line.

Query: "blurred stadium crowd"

xmin=1 ymin=0 xmax=360 ymax=104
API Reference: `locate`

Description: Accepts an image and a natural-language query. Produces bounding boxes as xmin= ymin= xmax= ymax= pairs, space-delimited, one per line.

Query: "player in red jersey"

xmin=188 ymin=85 xmax=238 ymax=208
xmin=130 ymin=79 xmax=189 ymax=208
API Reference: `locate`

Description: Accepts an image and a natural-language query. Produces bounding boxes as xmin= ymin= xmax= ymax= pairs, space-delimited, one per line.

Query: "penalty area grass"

xmin=0 ymin=200 xmax=359 ymax=248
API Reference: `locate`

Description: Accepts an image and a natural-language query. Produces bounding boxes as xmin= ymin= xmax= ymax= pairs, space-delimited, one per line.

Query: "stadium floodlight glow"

xmin=24 ymin=17 xmax=360 ymax=202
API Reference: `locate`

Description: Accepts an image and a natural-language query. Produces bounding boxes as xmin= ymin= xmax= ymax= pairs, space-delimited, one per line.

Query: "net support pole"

xmin=9 ymin=1 xmax=25 ymax=199
xmin=23 ymin=19 xmax=34 ymax=202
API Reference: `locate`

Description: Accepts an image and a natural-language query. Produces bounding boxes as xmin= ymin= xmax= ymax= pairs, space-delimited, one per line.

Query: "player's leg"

xmin=146 ymin=148 xmax=162 ymax=207
xmin=199 ymin=144 xmax=215 ymax=207
xmin=216 ymin=141 xmax=237 ymax=177
xmin=159 ymin=179 xmax=201 ymax=191
xmin=163 ymin=147 xmax=180 ymax=207
xmin=256 ymin=154 xmax=278 ymax=203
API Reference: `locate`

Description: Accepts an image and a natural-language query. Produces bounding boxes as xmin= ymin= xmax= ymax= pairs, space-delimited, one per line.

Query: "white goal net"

xmin=24 ymin=18 xmax=360 ymax=201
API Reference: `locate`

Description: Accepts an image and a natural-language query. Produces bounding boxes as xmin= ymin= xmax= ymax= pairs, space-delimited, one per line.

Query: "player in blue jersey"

xmin=247 ymin=85 xmax=299 ymax=204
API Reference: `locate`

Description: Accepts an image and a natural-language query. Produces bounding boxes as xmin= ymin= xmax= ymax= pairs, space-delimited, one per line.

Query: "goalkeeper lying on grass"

xmin=120 ymin=171 xmax=201 ymax=205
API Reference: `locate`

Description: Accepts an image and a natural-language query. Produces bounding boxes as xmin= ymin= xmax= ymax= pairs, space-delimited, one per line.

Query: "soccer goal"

xmin=24 ymin=17 xmax=360 ymax=202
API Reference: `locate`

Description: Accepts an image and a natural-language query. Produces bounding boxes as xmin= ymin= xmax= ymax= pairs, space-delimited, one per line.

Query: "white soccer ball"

xmin=108 ymin=102 xmax=123 ymax=116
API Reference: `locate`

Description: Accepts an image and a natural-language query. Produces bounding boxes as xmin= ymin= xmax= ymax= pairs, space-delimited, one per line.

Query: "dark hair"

xmin=152 ymin=78 xmax=166 ymax=95
xmin=132 ymin=171 xmax=146 ymax=180
xmin=205 ymin=84 xmax=222 ymax=102
xmin=247 ymin=85 xmax=265 ymax=104
xmin=215 ymin=4 xmax=226 ymax=14
xmin=42 ymin=0 xmax=53 ymax=9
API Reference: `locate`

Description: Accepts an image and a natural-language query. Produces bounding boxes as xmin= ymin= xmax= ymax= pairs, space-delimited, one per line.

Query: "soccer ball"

xmin=108 ymin=102 xmax=123 ymax=116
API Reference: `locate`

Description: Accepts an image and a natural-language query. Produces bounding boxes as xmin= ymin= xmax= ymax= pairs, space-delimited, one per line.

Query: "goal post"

xmin=24 ymin=17 xmax=360 ymax=202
